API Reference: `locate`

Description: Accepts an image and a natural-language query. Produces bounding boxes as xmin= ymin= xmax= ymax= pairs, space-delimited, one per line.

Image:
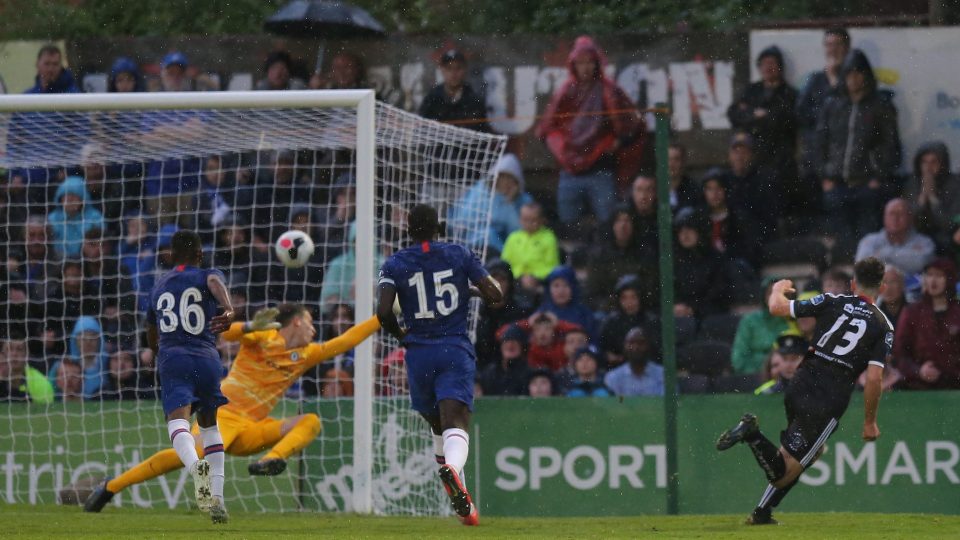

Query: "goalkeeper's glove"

xmin=243 ymin=307 xmax=282 ymax=332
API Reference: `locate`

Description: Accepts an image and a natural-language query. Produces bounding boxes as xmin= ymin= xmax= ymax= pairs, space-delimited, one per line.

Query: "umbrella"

xmin=263 ymin=0 xmax=387 ymax=39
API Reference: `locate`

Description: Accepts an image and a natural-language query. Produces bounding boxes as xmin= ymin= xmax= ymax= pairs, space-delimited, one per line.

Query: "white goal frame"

xmin=0 ymin=90 xmax=379 ymax=513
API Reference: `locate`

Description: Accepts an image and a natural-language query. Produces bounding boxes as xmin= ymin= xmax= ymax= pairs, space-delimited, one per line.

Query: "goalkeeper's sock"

xmin=168 ymin=419 xmax=199 ymax=469
xmin=442 ymin=428 xmax=469 ymax=475
xmin=262 ymin=414 xmax=322 ymax=461
xmin=746 ymin=431 xmax=786 ymax=483
xmin=107 ymin=449 xmax=184 ymax=493
xmin=200 ymin=425 xmax=226 ymax=501
xmin=433 ymin=433 xmax=445 ymax=465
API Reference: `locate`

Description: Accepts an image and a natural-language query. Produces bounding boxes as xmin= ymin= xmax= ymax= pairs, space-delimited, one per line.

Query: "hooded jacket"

xmin=816 ymin=49 xmax=902 ymax=185
xmin=448 ymin=153 xmax=533 ymax=252
xmin=902 ymin=142 xmax=960 ymax=241
xmin=47 ymin=176 xmax=105 ymax=258
xmin=48 ymin=316 xmax=109 ymax=399
xmin=321 ymin=222 xmax=384 ymax=307
xmin=476 ymin=259 xmax=535 ymax=366
xmin=109 ymin=57 xmax=144 ymax=92
xmin=536 ymin=36 xmax=640 ymax=174
xmin=894 ymin=258 xmax=960 ymax=389
xmin=672 ymin=210 xmax=729 ymax=316
xmin=539 ymin=266 xmax=598 ymax=340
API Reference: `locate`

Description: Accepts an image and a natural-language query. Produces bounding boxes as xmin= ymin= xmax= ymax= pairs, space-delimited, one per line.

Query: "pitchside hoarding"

xmin=1 ymin=392 xmax=957 ymax=515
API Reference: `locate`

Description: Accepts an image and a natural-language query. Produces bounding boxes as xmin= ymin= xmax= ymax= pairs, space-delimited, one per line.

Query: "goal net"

xmin=0 ymin=90 xmax=506 ymax=515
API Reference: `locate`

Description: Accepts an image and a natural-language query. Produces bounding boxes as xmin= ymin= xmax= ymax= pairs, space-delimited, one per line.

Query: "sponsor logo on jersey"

xmin=811 ymin=295 xmax=825 ymax=305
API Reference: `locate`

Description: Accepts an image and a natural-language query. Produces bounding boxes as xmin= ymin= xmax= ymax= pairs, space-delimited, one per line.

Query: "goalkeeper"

xmin=85 ymin=304 xmax=380 ymax=512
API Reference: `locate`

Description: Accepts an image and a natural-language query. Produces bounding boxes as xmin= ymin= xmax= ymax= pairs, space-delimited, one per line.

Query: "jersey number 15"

xmin=408 ymin=270 xmax=459 ymax=319
xmin=156 ymin=287 xmax=206 ymax=335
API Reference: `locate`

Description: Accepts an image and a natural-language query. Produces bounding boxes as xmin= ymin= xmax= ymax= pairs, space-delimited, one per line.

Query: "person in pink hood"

xmin=537 ymin=36 xmax=642 ymax=234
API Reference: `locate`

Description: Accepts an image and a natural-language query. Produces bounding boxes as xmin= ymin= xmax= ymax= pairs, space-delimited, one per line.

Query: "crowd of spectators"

xmin=3 ymin=29 xmax=960 ymax=406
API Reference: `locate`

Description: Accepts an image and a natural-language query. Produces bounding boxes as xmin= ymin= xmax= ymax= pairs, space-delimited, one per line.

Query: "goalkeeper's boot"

xmin=83 ymin=479 xmax=115 ymax=513
xmin=209 ymin=497 xmax=229 ymax=525
xmin=745 ymin=506 xmax=779 ymax=525
xmin=190 ymin=459 xmax=214 ymax=513
xmin=716 ymin=413 xmax=760 ymax=451
xmin=248 ymin=458 xmax=287 ymax=476
xmin=438 ymin=464 xmax=478 ymax=526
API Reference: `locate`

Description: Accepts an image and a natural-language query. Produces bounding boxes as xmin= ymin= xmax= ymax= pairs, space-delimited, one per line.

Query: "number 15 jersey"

xmin=379 ymin=241 xmax=488 ymax=344
xmin=147 ymin=265 xmax=226 ymax=360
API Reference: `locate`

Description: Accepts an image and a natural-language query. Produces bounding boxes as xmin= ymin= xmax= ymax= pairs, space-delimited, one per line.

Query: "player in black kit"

xmin=716 ymin=257 xmax=892 ymax=525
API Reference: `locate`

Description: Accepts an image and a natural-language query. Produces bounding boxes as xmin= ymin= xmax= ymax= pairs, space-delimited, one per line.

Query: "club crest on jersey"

xmin=885 ymin=332 xmax=893 ymax=348
xmin=843 ymin=303 xmax=855 ymax=314
xmin=290 ymin=351 xmax=300 ymax=362
xmin=788 ymin=432 xmax=806 ymax=453
xmin=810 ymin=295 xmax=825 ymax=305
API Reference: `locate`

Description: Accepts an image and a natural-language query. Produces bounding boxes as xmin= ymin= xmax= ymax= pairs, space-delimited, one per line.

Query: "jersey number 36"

xmin=156 ymin=287 xmax=206 ymax=335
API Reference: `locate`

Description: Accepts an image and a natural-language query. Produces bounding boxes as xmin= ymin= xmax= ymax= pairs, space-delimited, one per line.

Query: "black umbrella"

xmin=263 ymin=0 xmax=386 ymax=39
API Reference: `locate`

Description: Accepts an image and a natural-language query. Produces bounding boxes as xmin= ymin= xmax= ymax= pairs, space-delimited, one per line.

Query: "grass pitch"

xmin=2 ymin=505 xmax=957 ymax=539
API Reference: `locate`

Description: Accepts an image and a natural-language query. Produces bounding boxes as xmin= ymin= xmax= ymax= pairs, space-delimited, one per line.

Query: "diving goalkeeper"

xmin=84 ymin=304 xmax=380 ymax=512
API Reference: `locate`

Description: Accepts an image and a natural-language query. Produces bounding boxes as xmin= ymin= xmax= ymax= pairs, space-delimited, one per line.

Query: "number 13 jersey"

xmin=379 ymin=241 xmax=488 ymax=345
xmin=147 ymin=264 xmax=226 ymax=360
xmin=789 ymin=293 xmax=894 ymax=410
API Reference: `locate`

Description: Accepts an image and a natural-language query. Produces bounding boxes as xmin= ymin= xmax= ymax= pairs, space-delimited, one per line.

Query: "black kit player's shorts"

xmin=781 ymin=385 xmax=841 ymax=467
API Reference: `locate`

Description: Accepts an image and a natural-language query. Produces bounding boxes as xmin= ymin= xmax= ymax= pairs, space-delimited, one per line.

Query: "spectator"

xmin=507 ymin=312 xmax=582 ymax=372
xmin=480 ymin=324 xmax=531 ymax=396
xmin=672 ymin=208 xmax=728 ymax=319
xmin=108 ymin=57 xmax=144 ymax=93
xmin=418 ymin=49 xmax=489 ymax=132
xmin=754 ymin=333 xmax=807 ymax=395
xmin=699 ymin=169 xmax=760 ymax=267
xmin=797 ymin=28 xmax=850 ymax=183
xmin=118 ymin=213 xmax=156 ymax=308
xmin=42 ymin=260 xmax=89 ymax=338
xmin=727 ymin=46 xmax=798 ymax=198
xmin=894 ymin=258 xmax=960 ymax=390
xmin=195 ymin=155 xmax=247 ymax=242
xmin=536 ymin=36 xmax=640 ymax=231
xmin=627 ymin=175 xmax=659 ymax=253
xmin=78 ymin=143 xmax=136 ymax=228
xmin=565 ymin=346 xmax=611 ymax=397
xmin=855 ymin=198 xmax=935 ymax=277
xmin=448 ymin=153 xmax=533 ymax=254
xmin=47 ymin=176 xmax=104 ymax=258
xmin=539 ymin=266 xmax=597 ymax=340
xmin=25 ymin=44 xmax=79 ymax=94
xmin=320 ymin=222 xmax=384 ymax=308
xmin=0 ymin=331 xmax=54 ymax=403
xmin=20 ymin=216 xmax=61 ymax=305
xmin=721 ymin=132 xmax=779 ymax=240
xmin=526 ymin=369 xmax=556 ymax=398
xmin=100 ymin=349 xmax=153 ymax=400
xmin=157 ymin=51 xmax=191 ymax=92
xmin=731 ymin=278 xmax=790 ymax=375
xmin=53 ymin=358 xmax=83 ymax=402
xmin=476 ymin=259 xmax=535 ymax=367
xmin=555 ymin=327 xmax=591 ymax=391
xmin=310 ymin=52 xmax=370 ymax=91
xmin=313 ymin=173 xmax=356 ymax=260
xmin=136 ymin=224 xmax=178 ymax=313
xmin=585 ymin=205 xmax=654 ymax=310
xmin=598 ymin=275 xmax=660 ymax=369
xmin=877 ymin=265 xmax=906 ymax=324
xmin=302 ymin=303 xmax=358 ymax=397
xmin=667 ymin=142 xmax=700 ymax=212
xmin=212 ymin=218 xmax=269 ymax=303
xmin=501 ymin=202 xmax=559 ymax=290
xmin=80 ymin=228 xmax=134 ymax=314
xmin=903 ymin=142 xmax=960 ymax=246
xmin=256 ymin=50 xmax=307 ymax=91
xmin=317 ymin=366 xmax=354 ymax=398
xmin=817 ymin=49 xmax=902 ymax=242
xmin=820 ymin=267 xmax=852 ymax=295
xmin=48 ymin=316 xmax=109 ymax=400
xmin=604 ymin=327 xmax=664 ymax=397
xmin=791 ymin=291 xmax=820 ymax=344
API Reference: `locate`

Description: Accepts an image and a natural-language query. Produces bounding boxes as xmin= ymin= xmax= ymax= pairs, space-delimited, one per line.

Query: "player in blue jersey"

xmin=146 ymin=230 xmax=234 ymax=524
xmin=377 ymin=205 xmax=503 ymax=526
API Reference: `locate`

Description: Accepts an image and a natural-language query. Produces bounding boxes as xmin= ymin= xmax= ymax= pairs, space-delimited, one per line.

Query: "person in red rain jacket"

xmin=498 ymin=311 xmax=583 ymax=372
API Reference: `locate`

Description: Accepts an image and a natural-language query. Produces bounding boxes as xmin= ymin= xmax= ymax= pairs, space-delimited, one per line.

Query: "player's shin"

xmin=433 ymin=433 xmax=446 ymax=465
xmin=442 ymin=428 xmax=469 ymax=474
xmin=745 ymin=433 xmax=786 ymax=483
xmin=200 ymin=425 xmax=226 ymax=502
xmin=168 ymin=419 xmax=199 ymax=468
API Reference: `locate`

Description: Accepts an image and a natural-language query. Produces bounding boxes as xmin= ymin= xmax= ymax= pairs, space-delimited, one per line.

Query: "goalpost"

xmin=0 ymin=90 xmax=506 ymax=514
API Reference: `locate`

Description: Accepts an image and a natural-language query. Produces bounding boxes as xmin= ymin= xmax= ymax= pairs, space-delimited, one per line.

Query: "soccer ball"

xmin=274 ymin=230 xmax=315 ymax=268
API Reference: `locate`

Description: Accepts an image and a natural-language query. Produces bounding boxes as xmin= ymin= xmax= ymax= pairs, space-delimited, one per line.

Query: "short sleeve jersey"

xmin=147 ymin=265 xmax=226 ymax=360
xmin=790 ymin=293 xmax=894 ymax=386
xmin=379 ymin=241 xmax=488 ymax=344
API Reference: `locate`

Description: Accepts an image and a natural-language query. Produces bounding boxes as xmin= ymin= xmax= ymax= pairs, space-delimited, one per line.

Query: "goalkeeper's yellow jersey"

xmin=218 ymin=316 xmax=380 ymax=420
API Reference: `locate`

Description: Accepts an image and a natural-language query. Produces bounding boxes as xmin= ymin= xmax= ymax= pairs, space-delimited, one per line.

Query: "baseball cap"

xmin=440 ymin=49 xmax=466 ymax=65
xmin=161 ymin=52 xmax=189 ymax=69
xmin=775 ymin=334 xmax=808 ymax=356
xmin=729 ymin=131 xmax=754 ymax=150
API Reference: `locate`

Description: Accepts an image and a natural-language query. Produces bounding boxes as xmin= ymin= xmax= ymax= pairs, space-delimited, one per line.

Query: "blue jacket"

xmin=448 ymin=154 xmax=532 ymax=252
xmin=25 ymin=68 xmax=80 ymax=94
xmin=539 ymin=266 xmax=598 ymax=340
xmin=48 ymin=316 xmax=109 ymax=399
xmin=47 ymin=176 xmax=105 ymax=258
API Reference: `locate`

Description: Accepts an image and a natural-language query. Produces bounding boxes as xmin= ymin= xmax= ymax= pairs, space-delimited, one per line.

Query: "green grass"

xmin=3 ymin=505 xmax=958 ymax=539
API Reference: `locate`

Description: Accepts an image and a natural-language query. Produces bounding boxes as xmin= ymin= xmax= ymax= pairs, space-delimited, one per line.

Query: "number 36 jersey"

xmin=790 ymin=293 xmax=894 ymax=392
xmin=379 ymin=241 xmax=488 ymax=344
xmin=147 ymin=265 xmax=226 ymax=360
